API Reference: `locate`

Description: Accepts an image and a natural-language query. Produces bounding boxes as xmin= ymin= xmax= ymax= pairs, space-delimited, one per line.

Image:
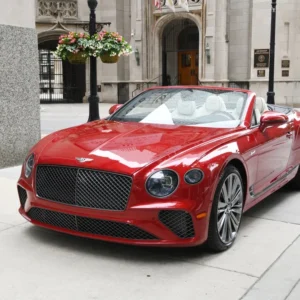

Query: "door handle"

xmin=286 ymin=132 xmax=293 ymax=139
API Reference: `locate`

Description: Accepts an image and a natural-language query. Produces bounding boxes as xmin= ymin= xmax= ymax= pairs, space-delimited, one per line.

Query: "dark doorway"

xmin=38 ymin=40 xmax=86 ymax=103
xmin=162 ymin=19 xmax=199 ymax=86
xmin=118 ymin=83 xmax=129 ymax=104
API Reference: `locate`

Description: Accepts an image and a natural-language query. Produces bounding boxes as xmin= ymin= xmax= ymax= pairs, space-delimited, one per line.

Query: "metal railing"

xmin=131 ymin=75 xmax=162 ymax=98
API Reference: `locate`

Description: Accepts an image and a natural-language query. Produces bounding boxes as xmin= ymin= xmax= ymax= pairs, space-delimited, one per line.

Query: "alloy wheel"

xmin=217 ymin=173 xmax=243 ymax=244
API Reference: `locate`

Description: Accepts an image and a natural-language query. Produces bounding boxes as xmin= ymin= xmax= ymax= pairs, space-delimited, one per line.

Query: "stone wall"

xmin=228 ymin=0 xmax=251 ymax=82
xmin=0 ymin=0 xmax=40 ymax=168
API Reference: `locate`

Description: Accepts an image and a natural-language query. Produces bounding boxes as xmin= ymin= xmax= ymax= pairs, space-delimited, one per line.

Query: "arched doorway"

xmin=162 ymin=18 xmax=199 ymax=86
xmin=38 ymin=39 xmax=86 ymax=103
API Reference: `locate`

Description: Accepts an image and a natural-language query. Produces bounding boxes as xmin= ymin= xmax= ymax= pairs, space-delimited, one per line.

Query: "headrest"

xmin=256 ymin=97 xmax=268 ymax=114
xmin=177 ymin=99 xmax=196 ymax=116
xmin=205 ymin=95 xmax=226 ymax=112
xmin=235 ymin=97 xmax=245 ymax=114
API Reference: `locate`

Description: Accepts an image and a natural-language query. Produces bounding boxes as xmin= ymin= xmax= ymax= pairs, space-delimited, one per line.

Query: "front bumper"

xmin=17 ymin=178 xmax=209 ymax=247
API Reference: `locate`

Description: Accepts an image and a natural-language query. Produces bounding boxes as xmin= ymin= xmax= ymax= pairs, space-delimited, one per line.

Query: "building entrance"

xmin=162 ymin=19 xmax=199 ymax=86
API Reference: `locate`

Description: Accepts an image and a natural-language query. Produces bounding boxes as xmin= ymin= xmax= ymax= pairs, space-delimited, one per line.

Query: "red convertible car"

xmin=17 ymin=86 xmax=300 ymax=251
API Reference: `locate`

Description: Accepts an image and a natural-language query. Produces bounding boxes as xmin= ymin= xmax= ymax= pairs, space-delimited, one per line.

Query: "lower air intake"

xmin=159 ymin=210 xmax=195 ymax=238
xmin=18 ymin=186 xmax=27 ymax=208
xmin=28 ymin=208 xmax=157 ymax=240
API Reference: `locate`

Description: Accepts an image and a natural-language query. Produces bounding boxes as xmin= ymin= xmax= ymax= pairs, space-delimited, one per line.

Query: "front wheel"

xmin=207 ymin=165 xmax=244 ymax=252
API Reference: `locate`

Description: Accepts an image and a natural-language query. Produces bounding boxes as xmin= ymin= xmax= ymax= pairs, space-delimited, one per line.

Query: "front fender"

xmin=198 ymin=142 xmax=249 ymax=208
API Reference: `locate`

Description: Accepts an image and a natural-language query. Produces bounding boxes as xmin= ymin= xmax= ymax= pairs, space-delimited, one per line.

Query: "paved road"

xmin=1 ymin=104 xmax=300 ymax=300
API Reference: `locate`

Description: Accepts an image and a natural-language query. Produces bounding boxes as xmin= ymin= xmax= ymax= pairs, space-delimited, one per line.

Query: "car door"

xmin=250 ymin=109 xmax=294 ymax=197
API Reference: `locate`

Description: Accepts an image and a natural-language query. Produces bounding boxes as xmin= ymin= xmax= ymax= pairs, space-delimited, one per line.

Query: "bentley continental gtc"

xmin=17 ymin=86 xmax=300 ymax=251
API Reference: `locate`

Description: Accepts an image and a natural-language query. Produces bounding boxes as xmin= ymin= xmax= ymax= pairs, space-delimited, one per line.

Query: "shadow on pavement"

xmin=23 ymin=185 xmax=298 ymax=261
xmin=245 ymin=185 xmax=299 ymax=219
xmin=24 ymin=224 xmax=211 ymax=262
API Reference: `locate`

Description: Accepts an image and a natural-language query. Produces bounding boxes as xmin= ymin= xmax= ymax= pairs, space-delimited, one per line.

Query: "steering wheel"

xmin=210 ymin=111 xmax=235 ymax=120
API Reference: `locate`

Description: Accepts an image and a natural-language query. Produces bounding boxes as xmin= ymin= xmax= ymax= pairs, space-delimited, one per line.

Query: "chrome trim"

xmin=249 ymin=165 xmax=299 ymax=198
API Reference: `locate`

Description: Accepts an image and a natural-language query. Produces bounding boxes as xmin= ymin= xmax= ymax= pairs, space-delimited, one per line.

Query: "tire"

xmin=207 ymin=165 xmax=244 ymax=252
xmin=286 ymin=166 xmax=300 ymax=190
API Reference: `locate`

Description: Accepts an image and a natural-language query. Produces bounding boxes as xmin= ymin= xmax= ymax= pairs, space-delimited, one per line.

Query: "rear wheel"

xmin=207 ymin=165 xmax=244 ymax=252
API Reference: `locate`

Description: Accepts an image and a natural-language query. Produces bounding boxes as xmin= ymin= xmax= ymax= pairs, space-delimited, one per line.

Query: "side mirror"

xmin=259 ymin=111 xmax=288 ymax=132
xmin=109 ymin=104 xmax=122 ymax=115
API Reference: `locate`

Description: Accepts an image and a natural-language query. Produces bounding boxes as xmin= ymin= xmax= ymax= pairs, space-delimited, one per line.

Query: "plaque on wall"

xmin=257 ymin=70 xmax=266 ymax=77
xmin=282 ymin=60 xmax=290 ymax=68
xmin=282 ymin=70 xmax=289 ymax=77
xmin=254 ymin=49 xmax=270 ymax=68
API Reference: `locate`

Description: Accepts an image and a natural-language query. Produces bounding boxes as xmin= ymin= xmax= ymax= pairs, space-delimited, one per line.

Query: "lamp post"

xmin=87 ymin=0 xmax=100 ymax=122
xmin=267 ymin=0 xmax=277 ymax=105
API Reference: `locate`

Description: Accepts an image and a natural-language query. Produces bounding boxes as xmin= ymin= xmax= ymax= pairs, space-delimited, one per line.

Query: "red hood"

xmin=38 ymin=121 xmax=232 ymax=175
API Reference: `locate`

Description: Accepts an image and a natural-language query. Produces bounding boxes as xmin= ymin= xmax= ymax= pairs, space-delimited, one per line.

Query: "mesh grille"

xmin=36 ymin=166 xmax=132 ymax=211
xmin=28 ymin=208 xmax=157 ymax=240
xmin=159 ymin=210 xmax=195 ymax=238
xmin=28 ymin=207 xmax=77 ymax=231
xmin=18 ymin=186 xmax=27 ymax=208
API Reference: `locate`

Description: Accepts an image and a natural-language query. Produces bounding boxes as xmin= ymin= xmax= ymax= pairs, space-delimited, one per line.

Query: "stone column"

xmin=214 ymin=0 xmax=229 ymax=82
xmin=0 ymin=0 xmax=40 ymax=168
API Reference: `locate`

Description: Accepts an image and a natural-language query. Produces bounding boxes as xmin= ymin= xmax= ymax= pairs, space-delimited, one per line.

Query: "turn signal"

xmin=196 ymin=213 xmax=207 ymax=220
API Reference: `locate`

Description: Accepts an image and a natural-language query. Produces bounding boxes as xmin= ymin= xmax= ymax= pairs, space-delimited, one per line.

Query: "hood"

xmin=38 ymin=121 xmax=233 ymax=175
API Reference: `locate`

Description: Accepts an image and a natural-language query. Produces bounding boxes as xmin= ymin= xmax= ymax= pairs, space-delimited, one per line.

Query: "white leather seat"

xmin=255 ymin=97 xmax=269 ymax=122
xmin=232 ymin=97 xmax=245 ymax=119
xmin=256 ymin=97 xmax=269 ymax=114
xmin=172 ymin=95 xmax=197 ymax=119
xmin=197 ymin=95 xmax=227 ymax=117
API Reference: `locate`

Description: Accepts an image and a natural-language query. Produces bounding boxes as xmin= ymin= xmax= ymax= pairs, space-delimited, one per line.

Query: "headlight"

xmin=146 ymin=170 xmax=179 ymax=198
xmin=25 ymin=153 xmax=35 ymax=178
xmin=184 ymin=169 xmax=204 ymax=184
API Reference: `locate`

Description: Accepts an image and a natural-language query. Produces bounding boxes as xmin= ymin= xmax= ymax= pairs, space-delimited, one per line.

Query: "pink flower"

xmin=70 ymin=38 xmax=76 ymax=44
xmin=79 ymin=33 xmax=85 ymax=38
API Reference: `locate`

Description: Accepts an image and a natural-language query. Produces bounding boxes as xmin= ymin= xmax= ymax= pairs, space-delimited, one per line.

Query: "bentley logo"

xmin=76 ymin=157 xmax=94 ymax=163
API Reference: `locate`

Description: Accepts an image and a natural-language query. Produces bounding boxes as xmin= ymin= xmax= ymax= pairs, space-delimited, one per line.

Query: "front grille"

xmin=36 ymin=165 xmax=132 ymax=211
xmin=159 ymin=210 xmax=195 ymax=239
xmin=28 ymin=208 xmax=157 ymax=240
xmin=18 ymin=186 xmax=27 ymax=208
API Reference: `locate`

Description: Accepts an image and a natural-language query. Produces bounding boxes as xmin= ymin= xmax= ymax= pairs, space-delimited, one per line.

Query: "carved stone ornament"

xmin=37 ymin=0 xmax=78 ymax=18
xmin=159 ymin=0 xmax=202 ymax=8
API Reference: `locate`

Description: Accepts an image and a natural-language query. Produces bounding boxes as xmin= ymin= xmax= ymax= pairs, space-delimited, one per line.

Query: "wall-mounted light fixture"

xmin=135 ymin=48 xmax=140 ymax=66
xmin=205 ymin=43 xmax=211 ymax=64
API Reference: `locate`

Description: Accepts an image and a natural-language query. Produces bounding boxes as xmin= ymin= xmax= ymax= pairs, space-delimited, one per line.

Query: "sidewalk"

xmin=0 ymin=103 xmax=300 ymax=300
xmin=1 ymin=163 xmax=300 ymax=300
xmin=40 ymin=102 xmax=113 ymax=135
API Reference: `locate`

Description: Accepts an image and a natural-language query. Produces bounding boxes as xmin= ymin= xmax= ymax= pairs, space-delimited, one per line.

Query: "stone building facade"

xmin=1 ymin=0 xmax=40 ymax=168
xmin=36 ymin=0 xmax=300 ymax=106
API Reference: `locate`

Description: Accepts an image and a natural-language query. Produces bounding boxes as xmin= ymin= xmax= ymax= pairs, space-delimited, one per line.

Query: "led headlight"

xmin=25 ymin=153 xmax=35 ymax=178
xmin=184 ymin=169 xmax=204 ymax=185
xmin=146 ymin=170 xmax=179 ymax=198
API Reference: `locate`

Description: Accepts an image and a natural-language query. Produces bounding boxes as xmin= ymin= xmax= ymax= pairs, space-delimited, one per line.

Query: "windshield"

xmin=111 ymin=88 xmax=248 ymax=128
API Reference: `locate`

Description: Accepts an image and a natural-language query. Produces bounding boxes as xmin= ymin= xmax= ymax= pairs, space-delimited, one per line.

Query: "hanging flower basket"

xmin=95 ymin=30 xmax=133 ymax=63
xmin=53 ymin=32 xmax=92 ymax=63
xmin=100 ymin=53 xmax=119 ymax=64
xmin=53 ymin=31 xmax=133 ymax=65
xmin=68 ymin=52 xmax=87 ymax=64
